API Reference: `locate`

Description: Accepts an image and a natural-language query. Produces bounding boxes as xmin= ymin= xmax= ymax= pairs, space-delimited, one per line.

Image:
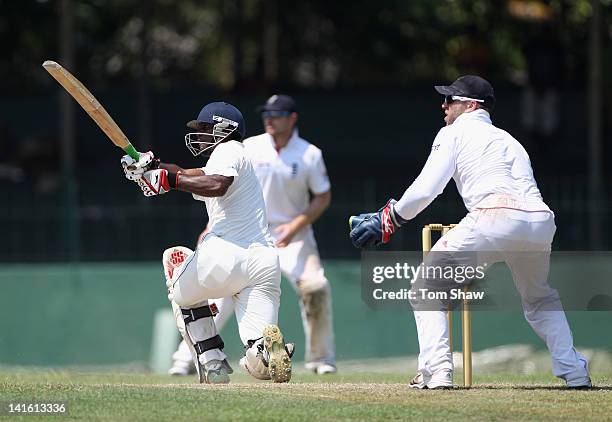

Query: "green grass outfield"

xmin=1 ymin=371 xmax=611 ymax=421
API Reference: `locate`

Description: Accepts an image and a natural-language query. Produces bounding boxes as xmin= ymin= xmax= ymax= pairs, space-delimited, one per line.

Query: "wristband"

xmin=168 ymin=171 xmax=180 ymax=189
xmin=389 ymin=204 xmax=408 ymax=228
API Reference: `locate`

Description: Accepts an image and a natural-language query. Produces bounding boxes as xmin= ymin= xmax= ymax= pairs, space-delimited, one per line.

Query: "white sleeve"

xmin=307 ymin=149 xmax=331 ymax=194
xmin=394 ymin=128 xmax=456 ymax=220
xmin=203 ymin=143 xmax=240 ymax=177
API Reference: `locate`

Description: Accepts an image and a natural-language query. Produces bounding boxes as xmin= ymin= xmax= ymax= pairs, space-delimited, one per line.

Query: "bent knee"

xmin=172 ymin=289 xmax=189 ymax=307
xmin=172 ymin=281 xmax=201 ymax=308
xmin=297 ymin=274 xmax=329 ymax=296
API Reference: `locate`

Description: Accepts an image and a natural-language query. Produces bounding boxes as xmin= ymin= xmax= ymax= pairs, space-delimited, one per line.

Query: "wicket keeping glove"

xmin=139 ymin=168 xmax=180 ymax=197
xmin=121 ymin=151 xmax=158 ymax=181
xmin=349 ymin=199 xmax=408 ymax=248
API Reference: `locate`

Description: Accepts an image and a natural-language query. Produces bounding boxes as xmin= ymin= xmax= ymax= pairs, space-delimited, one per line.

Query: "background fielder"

xmin=350 ymin=75 xmax=591 ymax=389
xmin=170 ymin=94 xmax=336 ymax=375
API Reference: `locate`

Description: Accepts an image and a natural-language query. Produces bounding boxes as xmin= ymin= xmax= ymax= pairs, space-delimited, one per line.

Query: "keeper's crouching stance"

xmin=122 ymin=101 xmax=293 ymax=384
xmin=349 ymin=76 xmax=591 ymax=389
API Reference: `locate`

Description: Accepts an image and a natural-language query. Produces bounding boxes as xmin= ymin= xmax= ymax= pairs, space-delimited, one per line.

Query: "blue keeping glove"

xmin=349 ymin=199 xmax=408 ymax=248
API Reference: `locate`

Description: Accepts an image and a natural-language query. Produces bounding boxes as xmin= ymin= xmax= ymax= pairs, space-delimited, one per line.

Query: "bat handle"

xmin=123 ymin=144 xmax=140 ymax=161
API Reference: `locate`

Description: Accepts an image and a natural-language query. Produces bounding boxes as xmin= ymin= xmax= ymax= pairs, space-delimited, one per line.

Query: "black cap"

xmin=434 ymin=75 xmax=495 ymax=110
xmin=257 ymin=94 xmax=297 ymax=113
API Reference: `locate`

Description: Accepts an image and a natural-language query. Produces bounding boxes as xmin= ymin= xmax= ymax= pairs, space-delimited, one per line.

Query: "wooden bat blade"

xmin=42 ymin=60 xmax=139 ymax=160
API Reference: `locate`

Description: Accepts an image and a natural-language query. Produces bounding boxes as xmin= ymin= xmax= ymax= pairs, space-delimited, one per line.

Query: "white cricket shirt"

xmin=243 ymin=130 xmax=330 ymax=225
xmin=193 ymin=141 xmax=274 ymax=247
xmin=395 ymin=109 xmax=551 ymax=220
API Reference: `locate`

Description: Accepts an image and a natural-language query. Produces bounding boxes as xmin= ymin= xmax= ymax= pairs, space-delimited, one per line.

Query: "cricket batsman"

xmin=170 ymin=94 xmax=337 ymax=375
xmin=121 ymin=102 xmax=293 ymax=384
xmin=349 ymin=76 xmax=592 ymax=389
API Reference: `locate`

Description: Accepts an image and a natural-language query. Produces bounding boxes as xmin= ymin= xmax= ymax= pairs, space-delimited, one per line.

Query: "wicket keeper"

xmin=349 ymin=76 xmax=591 ymax=389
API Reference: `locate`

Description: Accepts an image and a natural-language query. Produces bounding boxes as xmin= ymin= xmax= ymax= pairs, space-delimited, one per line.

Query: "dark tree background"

xmin=0 ymin=0 xmax=611 ymax=261
xmin=1 ymin=0 xmax=606 ymax=92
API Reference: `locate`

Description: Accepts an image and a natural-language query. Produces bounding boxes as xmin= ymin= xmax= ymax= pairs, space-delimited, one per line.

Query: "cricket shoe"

xmin=566 ymin=376 xmax=592 ymax=389
xmin=316 ymin=363 xmax=338 ymax=375
xmin=263 ymin=325 xmax=292 ymax=383
xmin=238 ymin=341 xmax=294 ymax=381
xmin=168 ymin=358 xmax=196 ymax=376
xmin=285 ymin=343 xmax=295 ymax=358
xmin=305 ymin=362 xmax=338 ymax=375
xmin=168 ymin=342 xmax=197 ymax=376
xmin=408 ymin=370 xmax=453 ymax=389
xmin=201 ymin=359 xmax=233 ymax=384
xmin=566 ymin=360 xmax=592 ymax=389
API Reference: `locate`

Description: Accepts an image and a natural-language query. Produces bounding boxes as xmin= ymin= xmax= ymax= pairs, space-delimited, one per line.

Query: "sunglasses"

xmin=262 ymin=110 xmax=292 ymax=118
xmin=444 ymin=95 xmax=485 ymax=105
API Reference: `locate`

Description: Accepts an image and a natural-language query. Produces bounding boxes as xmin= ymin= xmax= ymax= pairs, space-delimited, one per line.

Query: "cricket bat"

xmin=42 ymin=60 xmax=139 ymax=160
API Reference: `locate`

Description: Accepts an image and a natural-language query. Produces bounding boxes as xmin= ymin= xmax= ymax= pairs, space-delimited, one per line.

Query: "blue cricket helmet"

xmin=185 ymin=101 xmax=246 ymax=157
xmin=188 ymin=101 xmax=246 ymax=140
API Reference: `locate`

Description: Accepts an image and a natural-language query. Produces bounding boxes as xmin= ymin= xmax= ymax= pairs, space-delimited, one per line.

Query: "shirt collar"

xmin=287 ymin=128 xmax=299 ymax=146
xmin=268 ymin=128 xmax=299 ymax=152
xmin=454 ymin=109 xmax=491 ymax=125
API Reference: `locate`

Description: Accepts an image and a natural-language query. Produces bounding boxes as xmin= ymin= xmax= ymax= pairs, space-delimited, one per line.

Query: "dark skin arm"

xmin=158 ymin=163 xmax=233 ymax=197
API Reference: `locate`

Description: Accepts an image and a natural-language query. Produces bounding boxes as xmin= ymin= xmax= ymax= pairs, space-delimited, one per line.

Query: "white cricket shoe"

xmin=263 ymin=325 xmax=292 ymax=383
xmin=285 ymin=343 xmax=295 ymax=358
xmin=408 ymin=370 xmax=453 ymax=389
xmin=316 ymin=363 xmax=338 ymax=375
xmin=238 ymin=340 xmax=294 ymax=381
xmin=408 ymin=372 xmax=427 ymax=389
xmin=168 ymin=359 xmax=196 ymax=376
xmin=304 ymin=362 xmax=338 ymax=375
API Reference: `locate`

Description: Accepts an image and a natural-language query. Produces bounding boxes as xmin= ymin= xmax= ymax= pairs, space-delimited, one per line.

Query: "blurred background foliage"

xmin=0 ymin=0 xmax=611 ymax=260
xmin=2 ymin=0 xmax=610 ymax=92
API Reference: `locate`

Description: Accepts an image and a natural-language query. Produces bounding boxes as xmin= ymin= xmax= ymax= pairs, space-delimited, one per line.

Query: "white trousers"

xmin=174 ymin=225 xmax=335 ymax=366
xmin=412 ymin=208 xmax=589 ymax=381
xmin=274 ymin=224 xmax=335 ymax=365
xmin=172 ymin=234 xmax=281 ymax=346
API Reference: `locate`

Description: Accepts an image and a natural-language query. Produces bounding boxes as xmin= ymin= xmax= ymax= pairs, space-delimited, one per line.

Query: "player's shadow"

xmin=458 ymin=385 xmax=612 ymax=391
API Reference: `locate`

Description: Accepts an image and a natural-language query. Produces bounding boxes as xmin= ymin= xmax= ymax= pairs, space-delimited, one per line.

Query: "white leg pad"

xmin=170 ymin=299 xmax=205 ymax=381
xmin=164 ymin=247 xmax=228 ymax=381
xmin=187 ymin=305 xmax=226 ymax=364
xmin=170 ymin=299 xmax=230 ymax=381
xmin=162 ymin=246 xmax=194 ymax=300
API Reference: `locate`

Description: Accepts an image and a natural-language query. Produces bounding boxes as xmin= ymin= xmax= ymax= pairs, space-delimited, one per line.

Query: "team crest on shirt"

xmin=432 ymin=144 xmax=440 ymax=151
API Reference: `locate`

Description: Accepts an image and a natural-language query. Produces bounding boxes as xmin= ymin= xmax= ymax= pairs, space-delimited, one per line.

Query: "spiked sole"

xmin=263 ymin=325 xmax=292 ymax=383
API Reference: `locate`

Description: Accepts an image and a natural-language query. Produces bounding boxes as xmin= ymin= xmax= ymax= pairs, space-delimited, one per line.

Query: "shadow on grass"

xmin=454 ymin=385 xmax=612 ymax=391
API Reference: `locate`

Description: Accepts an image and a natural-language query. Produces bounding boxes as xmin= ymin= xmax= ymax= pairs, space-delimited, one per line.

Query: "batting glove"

xmin=349 ymin=199 xmax=408 ymax=248
xmin=121 ymin=151 xmax=158 ymax=181
xmin=139 ymin=168 xmax=180 ymax=197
